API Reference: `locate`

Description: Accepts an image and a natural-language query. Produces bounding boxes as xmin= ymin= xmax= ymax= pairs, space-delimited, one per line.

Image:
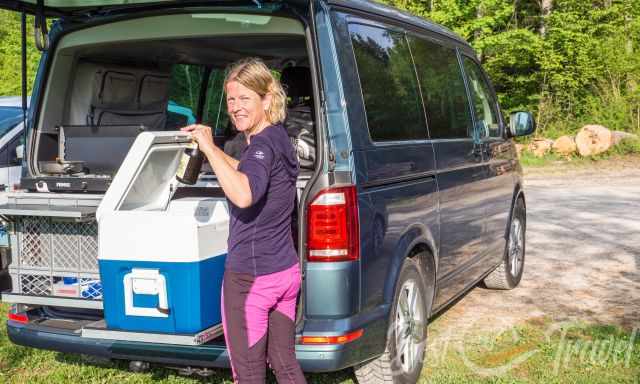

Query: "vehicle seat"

xmin=280 ymin=66 xmax=315 ymax=170
xmin=87 ymin=67 xmax=169 ymax=130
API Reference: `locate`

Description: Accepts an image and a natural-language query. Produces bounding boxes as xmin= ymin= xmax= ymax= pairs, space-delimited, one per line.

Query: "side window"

xmin=349 ymin=23 xmax=427 ymax=142
xmin=462 ymin=57 xmax=500 ymax=138
xmin=166 ymin=64 xmax=203 ymax=129
xmin=408 ymin=37 xmax=473 ymax=139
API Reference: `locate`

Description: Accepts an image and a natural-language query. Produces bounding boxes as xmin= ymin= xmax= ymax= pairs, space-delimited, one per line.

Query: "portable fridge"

xmin=96 ymin=132 xmax=228 ymax=334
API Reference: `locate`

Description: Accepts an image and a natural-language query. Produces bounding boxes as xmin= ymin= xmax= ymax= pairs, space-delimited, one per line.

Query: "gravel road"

xmin=429 ymin=167 xmax=640 ymax=341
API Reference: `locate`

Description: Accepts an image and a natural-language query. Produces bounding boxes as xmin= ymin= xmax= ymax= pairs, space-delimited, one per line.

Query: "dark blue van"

xmin=1 ymin=1 xmax=534 ymax=383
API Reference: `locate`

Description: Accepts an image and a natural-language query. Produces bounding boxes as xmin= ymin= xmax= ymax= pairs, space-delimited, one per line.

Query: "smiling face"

xmin=226 ymin=80 xmax=271 ymax=135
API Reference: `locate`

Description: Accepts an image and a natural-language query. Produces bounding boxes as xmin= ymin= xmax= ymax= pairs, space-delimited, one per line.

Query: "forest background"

xmin=0 ymin=0 xmax=639 ymax=139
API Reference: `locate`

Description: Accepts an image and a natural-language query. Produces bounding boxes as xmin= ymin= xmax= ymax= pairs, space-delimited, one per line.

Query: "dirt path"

xmin=428 ymin=163 xmax=640 ymax=343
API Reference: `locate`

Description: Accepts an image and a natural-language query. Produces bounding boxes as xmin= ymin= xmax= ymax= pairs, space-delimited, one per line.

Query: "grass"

xmin=1 ymin=304 xmax=638 ymax=383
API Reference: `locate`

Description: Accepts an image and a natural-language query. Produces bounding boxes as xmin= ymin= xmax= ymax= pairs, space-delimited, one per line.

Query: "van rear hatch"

xmin=0 ymin=0 xmax=309 ymax=17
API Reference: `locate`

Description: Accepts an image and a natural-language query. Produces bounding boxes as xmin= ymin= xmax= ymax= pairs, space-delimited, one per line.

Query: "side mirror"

xmin=508 ymin=111 xmax=536 ymax=137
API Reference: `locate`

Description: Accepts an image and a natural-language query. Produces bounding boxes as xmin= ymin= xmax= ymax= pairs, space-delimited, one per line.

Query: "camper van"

xmin=1 ymin=1 xmax=535 ymax=383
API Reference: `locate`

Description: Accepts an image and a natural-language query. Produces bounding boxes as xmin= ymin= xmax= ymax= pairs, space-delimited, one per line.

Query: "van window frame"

xmin=458 ymin=53 xmax=505 ymax=140
xmin=345 ymin=16 xmax=431 ymax=147
xmin=405 ymin=30 xmax=476 ymax=143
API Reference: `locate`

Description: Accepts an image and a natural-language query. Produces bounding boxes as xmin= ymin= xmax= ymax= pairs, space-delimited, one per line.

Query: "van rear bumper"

xmin=7 ymin=318 xmax=384 ymax=373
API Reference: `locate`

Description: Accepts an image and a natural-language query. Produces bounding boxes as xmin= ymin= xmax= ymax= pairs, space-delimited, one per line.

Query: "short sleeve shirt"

xmin=226 ymin=124 xmax=300 ymax=276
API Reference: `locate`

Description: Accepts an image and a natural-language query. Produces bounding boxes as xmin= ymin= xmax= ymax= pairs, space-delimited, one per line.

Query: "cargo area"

xmin=2 ymin=11 xmax=317 ymax=342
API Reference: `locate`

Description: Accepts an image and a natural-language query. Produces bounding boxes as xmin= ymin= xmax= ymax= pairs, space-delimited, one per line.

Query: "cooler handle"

xmin=123 ymin=269 xmax=169 ymax=318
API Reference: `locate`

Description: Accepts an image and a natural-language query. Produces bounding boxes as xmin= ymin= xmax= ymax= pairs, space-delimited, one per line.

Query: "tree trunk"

xmin=539 ymin=0 xmax=553 ymax=36
xmin=575 ymin=125 xmax=613 ymax=157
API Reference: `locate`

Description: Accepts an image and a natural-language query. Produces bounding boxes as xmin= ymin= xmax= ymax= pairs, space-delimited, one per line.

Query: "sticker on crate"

xmin=52 ymin=277 xmax=103 ymax=299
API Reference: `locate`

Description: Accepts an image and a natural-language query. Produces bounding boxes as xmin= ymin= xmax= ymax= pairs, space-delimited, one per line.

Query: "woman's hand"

xmin=181 ymin=124 xmax=217 ymax=157
xmin=180 ymin=124 xmax=253 ymax=208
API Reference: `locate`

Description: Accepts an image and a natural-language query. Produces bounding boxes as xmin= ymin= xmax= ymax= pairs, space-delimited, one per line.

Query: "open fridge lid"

xmin=96 ymin=131 xmax=192 ymax=221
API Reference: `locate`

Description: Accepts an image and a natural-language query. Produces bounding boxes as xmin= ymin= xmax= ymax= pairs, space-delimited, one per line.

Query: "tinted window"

xmin=408 ymin=37 xmax=473 ymax=139
xmin=167 ymin=64 xmax=202 ymax=128
xmin=203 ymin=69 xmax=230 ymax=136
xmin=349 ymin=23 xmax=426 ymax=142
xmin=462 ymin=57 xmax=500 ymax=138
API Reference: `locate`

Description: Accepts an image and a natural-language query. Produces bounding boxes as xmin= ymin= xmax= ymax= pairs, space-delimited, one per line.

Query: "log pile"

xmin=518 ymin=125 xmax=638 ymax=158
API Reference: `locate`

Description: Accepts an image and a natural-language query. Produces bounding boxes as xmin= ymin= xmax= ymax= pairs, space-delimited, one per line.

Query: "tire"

xmin=484 ymin=197 xmax=526 ymax=290
xmin=354 ymin=257 xmax=429 ymax=384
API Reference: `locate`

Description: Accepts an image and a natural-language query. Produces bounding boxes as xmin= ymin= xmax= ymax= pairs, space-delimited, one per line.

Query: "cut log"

xmin=611 ymin=131 xmax=638 ymax=146
xmin=552 ymin=135 xmax=577 ymax=156
xmin=528 ymin=139 xmax=553 ymax=157
xmin=575 ymin=125 xmax=612 ymax=156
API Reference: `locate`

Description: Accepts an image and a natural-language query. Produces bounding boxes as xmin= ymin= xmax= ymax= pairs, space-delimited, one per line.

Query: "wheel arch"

xmin=382 ymin=228 xmax=437 ymax=317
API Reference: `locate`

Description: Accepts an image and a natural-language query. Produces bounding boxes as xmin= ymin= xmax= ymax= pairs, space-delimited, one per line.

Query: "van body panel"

xmin=358 ymin=175 xmax=438 ymax=310
xmin=480 ymin=138 xmax=518 ymax=263
xmin=305 ymin=261 xmax=359 ymax=318
xmin=432 ymin=139 xmax=490 ymax=308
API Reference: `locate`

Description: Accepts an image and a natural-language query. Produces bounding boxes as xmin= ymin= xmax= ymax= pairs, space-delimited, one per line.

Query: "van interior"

xmin=16 ymin=13 xmax=314 ymax=326
xmin=30 ymin=13 xmax=315 ymax=186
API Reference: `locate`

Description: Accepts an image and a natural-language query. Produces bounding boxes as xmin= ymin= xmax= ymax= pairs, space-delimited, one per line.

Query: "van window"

xmin=349 ymin=23 xmax=427 ymax=142
xmin=462 ymin=57 xmax=500 ymax=138
xmin=408 ymin=36 xmax=473 ymax=139
xmin=167 ymin=64 xmax=203 ymax=126
xmin=203 ymin=69 xmax=230 ymax=136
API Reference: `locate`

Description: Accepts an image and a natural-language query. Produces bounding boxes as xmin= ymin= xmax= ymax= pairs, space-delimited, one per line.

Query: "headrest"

xmin=281 ymin=66 xmax=312 ymax=99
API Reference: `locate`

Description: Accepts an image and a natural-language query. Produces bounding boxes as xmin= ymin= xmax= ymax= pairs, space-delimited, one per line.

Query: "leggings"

xmin=221 ymin=263 xmax=306 ymax=384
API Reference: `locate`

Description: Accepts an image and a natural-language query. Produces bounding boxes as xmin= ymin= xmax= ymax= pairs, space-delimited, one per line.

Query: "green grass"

xmin=1 ymin=306 xmax=638 ymax=383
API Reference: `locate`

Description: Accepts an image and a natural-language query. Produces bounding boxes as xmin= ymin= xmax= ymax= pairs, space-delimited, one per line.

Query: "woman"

xmin=181 ymin=58 xmax=305 ymax=384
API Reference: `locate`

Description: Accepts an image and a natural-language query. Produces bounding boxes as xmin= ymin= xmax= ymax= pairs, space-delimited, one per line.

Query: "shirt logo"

xmin=253 ymin=150 xmax=265 ymax=160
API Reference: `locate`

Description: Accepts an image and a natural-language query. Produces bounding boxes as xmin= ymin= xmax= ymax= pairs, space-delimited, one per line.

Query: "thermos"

xmin=176 ymin=142 xmax=204 ymax=185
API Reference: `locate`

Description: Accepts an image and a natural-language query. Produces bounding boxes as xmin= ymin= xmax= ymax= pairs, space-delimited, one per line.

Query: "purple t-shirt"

xmin=226 ymin=124 xmax=300 ymax=276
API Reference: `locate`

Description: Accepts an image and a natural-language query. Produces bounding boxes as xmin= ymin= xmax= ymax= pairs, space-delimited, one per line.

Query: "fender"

xmin=382 ymin=223 xmax=438 ymax=307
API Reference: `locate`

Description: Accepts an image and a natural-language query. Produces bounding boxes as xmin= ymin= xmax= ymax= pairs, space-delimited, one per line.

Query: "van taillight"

xmin=8 ymin=305 xmax=28 ymax=324
xmin=306 ymin=186 xmax=359 ymax=262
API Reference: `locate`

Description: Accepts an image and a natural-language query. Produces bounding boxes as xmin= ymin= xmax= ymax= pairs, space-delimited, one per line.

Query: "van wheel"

xmin=354 ymin=258 xmax=427 ymax=384
xmin=484 ymin=197 xmax=526 ymax=290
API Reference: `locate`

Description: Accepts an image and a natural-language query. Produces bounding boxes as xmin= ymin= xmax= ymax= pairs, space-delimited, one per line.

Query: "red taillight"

xmin=306 ymin=186 xmax=359 ymax=262
xmin=300 ymin=329 xmax=364 ymax=345
xmin=8 ymin=312 xmax=28 ymax=324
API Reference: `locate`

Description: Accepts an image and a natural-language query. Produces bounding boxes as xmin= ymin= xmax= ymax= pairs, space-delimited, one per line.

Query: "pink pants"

xmin=221 ymin=263 xmax=306 ymax=384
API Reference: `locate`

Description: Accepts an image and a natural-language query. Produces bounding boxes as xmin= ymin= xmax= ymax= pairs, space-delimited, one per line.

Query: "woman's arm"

xmin=181 ymin=124 xmax=252 ymax=208
xmin=217 ymin=148 xmax=240 ymax=170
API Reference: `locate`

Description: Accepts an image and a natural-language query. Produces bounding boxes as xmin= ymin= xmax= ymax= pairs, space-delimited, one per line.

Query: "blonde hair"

xmin=225 ymin=58 xmax=287 ymax=124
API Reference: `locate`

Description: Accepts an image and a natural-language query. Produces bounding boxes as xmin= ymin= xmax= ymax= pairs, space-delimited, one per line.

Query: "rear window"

xmin=349 ymin=23 xmax=427 ymax=142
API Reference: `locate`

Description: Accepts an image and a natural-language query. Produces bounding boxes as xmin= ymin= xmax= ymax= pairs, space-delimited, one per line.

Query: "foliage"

xmin=0 ymin=11 xmax=40 ymax=96
xmin=381 ymin=0 xmax=640 ymax=139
